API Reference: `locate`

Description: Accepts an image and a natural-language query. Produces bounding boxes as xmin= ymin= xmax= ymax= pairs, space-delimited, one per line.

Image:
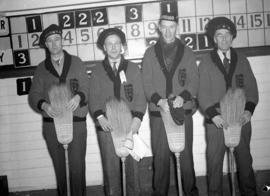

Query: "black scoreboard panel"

xmin=0 ymin=0 xmax=270 ymax=70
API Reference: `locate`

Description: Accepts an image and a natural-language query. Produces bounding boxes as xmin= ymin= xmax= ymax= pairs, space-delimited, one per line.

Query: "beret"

xmin=97 ymin=28 xmax=126 ymax=49
xmin=206 ymin=17 xmax=237 ymax=39
xmin=39 ymin=24 xmax=62 ymax=47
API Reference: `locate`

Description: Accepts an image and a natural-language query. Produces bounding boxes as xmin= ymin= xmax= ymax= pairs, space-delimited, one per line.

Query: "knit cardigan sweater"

xmin=198 ymin=48 xmax=259 ymax=121
xmin=28 ymin=50 xmax=89 ymax=118
xmin=88 ymin=56 xmax=147 ymax=124
xmin=142 ymin=38 xmax=199 ymax=113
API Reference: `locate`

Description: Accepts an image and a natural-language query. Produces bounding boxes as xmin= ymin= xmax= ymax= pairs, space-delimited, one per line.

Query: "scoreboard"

xmin=0 ymin=0 xmax=270 ymax=70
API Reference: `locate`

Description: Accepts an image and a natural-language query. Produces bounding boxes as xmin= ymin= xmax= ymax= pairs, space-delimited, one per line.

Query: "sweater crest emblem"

xmin=124 ymin=83 xmax=133 ymax=102
xmin=235 ymin=74 xmax=244 ymax=88
xmin=70 ymin=78 xmax=79 ymax=94
xmin=178 ymin=68 xmax=186 ymax=87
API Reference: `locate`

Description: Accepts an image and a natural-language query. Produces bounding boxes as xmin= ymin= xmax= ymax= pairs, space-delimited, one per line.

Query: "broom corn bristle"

xmin=160 ymin=109 xmax=185 ymax=153
xmin=48 ymin=84 xmax=73 ymax=145
xmin=220 ymin=88 xmax=246 ymax=147
xmin=106 ymin=98 xmax=133 ymax=158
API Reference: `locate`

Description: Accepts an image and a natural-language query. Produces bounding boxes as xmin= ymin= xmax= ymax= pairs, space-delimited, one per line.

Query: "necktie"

xmin=112 ymin=62 xmax=117 ymax=76
xmin=223 ymin=52 xmax=230 ymax=73
xmin=53 ymin=58 xmax=61 ymax=66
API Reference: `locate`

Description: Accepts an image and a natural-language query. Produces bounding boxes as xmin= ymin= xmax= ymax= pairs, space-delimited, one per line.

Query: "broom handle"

xmin=175 ymin=152 xmax=183 ymax=196
xmin=121 ymin=157 xmax=126 ymax=196
xmin=64 ymin=144 xmax=71 ymax=196
xmin=229 ymin=148 xmax=236 ymax=196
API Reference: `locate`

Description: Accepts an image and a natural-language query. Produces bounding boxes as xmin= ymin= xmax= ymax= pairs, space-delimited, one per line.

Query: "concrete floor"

xmin=8 ymin=170 xmax=270 ymax=196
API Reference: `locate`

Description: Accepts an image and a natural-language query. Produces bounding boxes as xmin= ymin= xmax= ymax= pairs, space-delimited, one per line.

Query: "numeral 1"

xmin=182 ymin=19 xmax=191 ymax=33
xmin=18 ymin=35 xmax=22 ymax=48
xmin=32 ymin=18 xmax=36 ymax=31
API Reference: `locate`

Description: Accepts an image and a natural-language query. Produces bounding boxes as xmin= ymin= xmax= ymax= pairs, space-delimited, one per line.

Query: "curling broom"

xmin=160 ymin=99 xmax=185 ymax=196
xmin=49 ymin=84 xmax=73 ymax=196
xmin=220 ymin=88 xmax=246 ymax=196
xmin=105 ymin=98 xmax=133 ymax=196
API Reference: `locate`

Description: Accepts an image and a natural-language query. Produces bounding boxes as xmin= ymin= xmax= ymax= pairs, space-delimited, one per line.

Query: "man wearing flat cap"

xmin=142 ymin=12 xmax=199 ymax=196
xmin=28 ymin=24 xmax=89 ymax=196
xmin=88 ymin=28 xmax=146 ymax=196
xmin=198 ymin=17 xmax=258 ymax=196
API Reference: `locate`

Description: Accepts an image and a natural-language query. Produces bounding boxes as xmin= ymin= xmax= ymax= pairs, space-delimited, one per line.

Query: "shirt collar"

xmin=51 ymin=53 xmax=64 ymax=67
xmin=217 ymin=49 xmax=231 ymax=62
xmin=108 ymin=57 xmax=121 ymax=69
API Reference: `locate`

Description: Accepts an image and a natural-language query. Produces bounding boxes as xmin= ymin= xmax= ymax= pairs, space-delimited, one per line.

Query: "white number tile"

xmin=144 ymin=21 xmax=158 ymax=38
xmin=178 ymin=0 xmax=196 ymax=17
xmin=92 ymin=25 xmax=109 ymax=43
xmin=28 ymin=32 xmax=42 ymax=49
xmin=107 ymin=6 xmax=125 ymax=24
xmin=143 ymin=3 xmax=160 ymax=21
xmin=0 ymin=17 xmax=10 ymax=36
xmin=230 ymin=0 xmax=246 ymax=14
xmin=10 ymin=17 xmax=27 ymax=34
xmin=232 ymin=30 xmax=248 ymax=48
xmin=76 ymin=28 xmax=93 ymax=44
xmin=230 ymin=14 xmax=248 ymax=30
xmin=126 ymin=39 xmax=146 ymax=59
xmin=247 ymin=0 xmax=263 ymax=12
xmin=12 ymin=34 xmax=29 ymax=50
xmin=93 ymin=44 xmax=105 ymax=61
xmin=29 ymin=49 xmax=45 ymax=66
xmin=0 ymin=49 xmax=13 ymax=66
xmin=213 ymin=0 xmax=230 ymax=15
xmin=42 ymin=13 xmax=59 ymax=29
xmin=264 ymin=12 xmax=270 ymax=27
xmin=265 ymin=29 xmax=270 ymax=45
xmin=126 ymin=22 xmax=144 ymax=39
xmin=63 ymin=45 xmax=78 ymax=56
xmin=247 ymin=13 xmax=264 ymax=29
xmin=195 ymin=0 xmax=213 ymax=16
xmin=178 ymin=17 xmax=196 ymax=34
xmin=62 ymin=29 xmax=77 ymax=46
xmin=248 ymin=29 xmax=264 ymax=47
xmin=0 ymin=37 xmax=11 ymax=50
xmin=265 ymin=0 xmax=270 ymax=12
xmin=109 ymin=24 xmax=127 ymax=36
xmin=77 ymin=44 xmax=95 ymax=61
xmin=196 ymin=16 xmax=213 ymax=33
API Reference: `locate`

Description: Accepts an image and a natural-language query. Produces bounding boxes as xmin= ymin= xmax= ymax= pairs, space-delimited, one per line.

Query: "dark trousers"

xmin=205 ymin=122 xmax=257 ymax=196
xmin=43 ymin=121 xmax=87 ymax=196
xmin=96 ymin=128 xmax=137 ymax=196
xmin=150 ymin=114 xmax=198 ymax=196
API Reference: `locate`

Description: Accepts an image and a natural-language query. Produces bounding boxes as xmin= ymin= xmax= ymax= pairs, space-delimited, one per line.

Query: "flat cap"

xmin=39 ymin=24 xmax=62 ymax=47
xmin=206 ymin=17 xmax=237 ymax=39
xmin=97 ymin=28 xmax=126 ymax=49
xmin=159 ymin=12 xmax=178 ymax=23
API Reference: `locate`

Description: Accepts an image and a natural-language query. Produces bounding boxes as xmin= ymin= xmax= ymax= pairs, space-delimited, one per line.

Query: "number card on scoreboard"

xmin=0 ymin=0 xmax=269 ymax=70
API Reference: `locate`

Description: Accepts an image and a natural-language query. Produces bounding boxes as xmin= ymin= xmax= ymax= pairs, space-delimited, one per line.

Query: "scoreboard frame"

xmin=0 ymin=0 xmax=270 ymax=79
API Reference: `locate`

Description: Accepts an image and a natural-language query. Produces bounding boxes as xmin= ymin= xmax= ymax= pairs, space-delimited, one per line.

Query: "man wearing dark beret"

xmin=88 ymin=28 xmax=146 ymax=196
xmin=198 ymin=17 xmax=258 ymax=196
xmin=142 ymin=12 xmax=199 ymax=196
xmin=28 ymin=24 xmax=89 ymax=196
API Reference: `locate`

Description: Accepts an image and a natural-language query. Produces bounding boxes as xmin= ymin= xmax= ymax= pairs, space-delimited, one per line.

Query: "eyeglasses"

xmin=215 ymin=32 xmax=232 ymax=40
xmin=104 ymin=42 xmax=121 ymax=49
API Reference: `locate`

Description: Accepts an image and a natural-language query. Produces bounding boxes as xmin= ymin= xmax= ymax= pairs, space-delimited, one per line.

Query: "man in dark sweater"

xmin=88 ymin=28 xmax=146 ymax=196
xmin=28 ymin=24 xmax=89 ymax=196
xmin=142 ymin=12 xmax=199 ymax=196
xmin=198 ymin=17 xmax=258 ymax=196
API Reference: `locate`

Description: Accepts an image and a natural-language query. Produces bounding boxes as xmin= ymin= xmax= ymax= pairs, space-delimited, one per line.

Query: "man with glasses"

xmin=198 ymin=17 xmax=258 ymax=196
xmin=88 ymin=28 xmax=146 ymax=196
